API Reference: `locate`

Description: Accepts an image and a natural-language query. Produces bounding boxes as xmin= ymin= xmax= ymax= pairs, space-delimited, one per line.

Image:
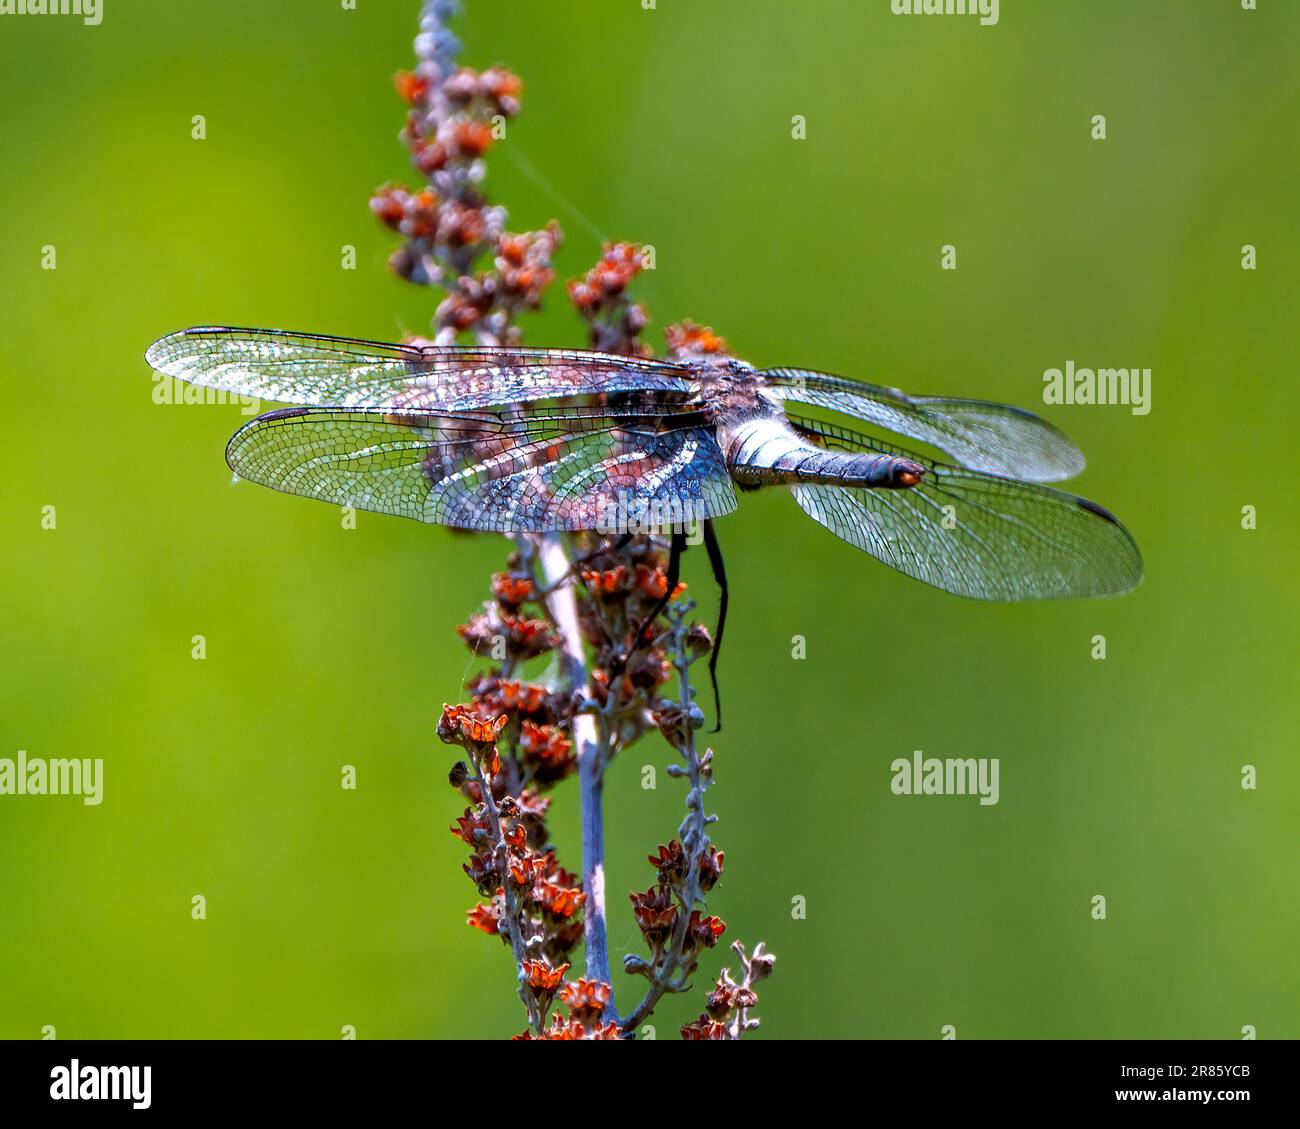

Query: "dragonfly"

xmin=146 ymin=327 xmax=1143 ymax=716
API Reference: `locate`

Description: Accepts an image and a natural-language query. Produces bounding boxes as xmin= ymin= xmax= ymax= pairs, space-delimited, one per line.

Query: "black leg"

xmin=631 ymin=529 xmax=687 ymax=650
xmin=702 ymin=519 xmax=728 ymax=732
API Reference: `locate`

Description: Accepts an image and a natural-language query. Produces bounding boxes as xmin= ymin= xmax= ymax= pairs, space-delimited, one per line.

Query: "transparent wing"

xmin=225 ymin=404 xmax=737 ymax=532
xmin=146 ymin=326 xmax=697 ymax=412
xmin=787 ymin=417 xmax=1141 ymax=600
xmin=763 ymin=367 xmax=1084 ymax=482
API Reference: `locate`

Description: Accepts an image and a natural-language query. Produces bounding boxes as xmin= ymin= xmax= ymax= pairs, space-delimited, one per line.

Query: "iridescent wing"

xmin=146 ymin=327 xmax=697 ymax=412
xmin=762 ymin=367 xmax=1084 ymax=482
xmin=225 ymin=404 xmax=737 ymax=532
xmin=787 ymin=416 xmax=1141 ymax=600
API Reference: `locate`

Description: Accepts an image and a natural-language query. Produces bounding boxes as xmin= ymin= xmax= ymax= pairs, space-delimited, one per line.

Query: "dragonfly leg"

xmin=631 ymin=529 xmax=687 ymax=653
xmin=702 ymin=519 xmax=728 ymax=733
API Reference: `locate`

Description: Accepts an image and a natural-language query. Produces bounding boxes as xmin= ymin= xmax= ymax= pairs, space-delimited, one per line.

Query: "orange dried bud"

xmin=493 ymin=679 xmax=550 ymax=715
xmin=581 ymin=565 xmax=629 ymax=597
xmin=558 ymin=978 xmax=610 ymax=1024
xmin=443 ymin=67 xmax=480 ymax=103
xmin=442 ymin=294 xmax=483 ymax=330
xmin=684 ymin=911 xmax=726 ymax=952
xmin=665 ymin=321 xmax=728 ymax=359
xmin=414 ymin=140 xmax=449 ymax=173
xmin=534 ymin=878 xmax=586 ymax=919
xmin=466 ymin=903 xmax=501 ymax=937
xmin=393 ymin=69 xmax=430 ymax=105
xmin=491 ymin=572 xmax=533 ymax=607
xmin=450 ymin=807 xmax=492 ymax=847
xmin=568 ymin=242 xmax=647 ymax=320
xmin=437 ymin=703 xmax=508 ymax=754
xmin=567 ymin=280 xmax=598 ymax=310
xmin=681 ymin=1016 xmax=729 ymax=1040
xmin=519 ymin=721 xmax=575 ymax=783
xmin=507 ymin=852 xmax=546 ymax=886
xmin=481 ymin=66 xmax=523 ymax=101
xmin=635 ymin=563 xmax=686 ymax=601
xmin=441 ymin=202 xmax=486 ymax=245
xmin=498 ymin=234 xmax=529 ymax=265
xmin=521 ymin=959 xmax=568 ymax=993
xmin=648 ymin=841 xmax=688 ymax=884
xmin=629 ymin=885 xmax=677 ymax=946
xmin=498 ymin=614 xmax=559 ymax=657
xmin=369 ymin=186 xmax=407 ymax=230
xmin=698 ymin=846 xmax=725 ymax=893
xmin=453 ymin=119 xmax=495 ymax=157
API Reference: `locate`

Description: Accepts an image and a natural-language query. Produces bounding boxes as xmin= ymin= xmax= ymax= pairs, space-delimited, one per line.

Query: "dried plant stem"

xmin=470 ymin=748 xmax=542 ymax=1032
xmin=383 ymin=2 xmax=773 ymax=1040
xmin=726 ymin=942 xmax=763 ymax=1039
xmin=538 ymin=533 xmax=614 ymax=1007
xmin=621 ymin=605 xmax=712 ymax=1031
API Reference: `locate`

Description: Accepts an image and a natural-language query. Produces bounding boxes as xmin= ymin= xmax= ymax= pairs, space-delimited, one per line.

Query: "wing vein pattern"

xmin=763 ymin=366 xmax=1085 ymax=482
xmin=226 ymin=406 xmax=737 ymax=532
xmin=786 ymin=415 xmax=1142 ymax=600
xmin=147 ymin=326 xmax=697 ymax=412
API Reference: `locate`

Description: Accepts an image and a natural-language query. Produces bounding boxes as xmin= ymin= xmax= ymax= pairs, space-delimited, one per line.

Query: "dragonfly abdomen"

xmin=723 ymin=417 xmax=924 ymax=489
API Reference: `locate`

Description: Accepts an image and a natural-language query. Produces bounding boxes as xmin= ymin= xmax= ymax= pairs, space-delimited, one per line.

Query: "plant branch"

xmin=621 ymin=601 xmax=714 ymax=1031
xmin=468 ymin=747 xmax=543 ymax=1032
xmin=538 ymin=532 xmax=614 ymax=1013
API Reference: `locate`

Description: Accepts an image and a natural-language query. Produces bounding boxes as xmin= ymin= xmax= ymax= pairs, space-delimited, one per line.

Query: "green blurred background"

xmin=1 ymin=0 xmax=1297 ymax=1040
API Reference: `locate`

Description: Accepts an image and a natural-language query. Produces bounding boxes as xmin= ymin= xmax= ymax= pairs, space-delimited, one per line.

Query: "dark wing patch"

xmin=225 ymin=404 xmax=737 ymax=532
